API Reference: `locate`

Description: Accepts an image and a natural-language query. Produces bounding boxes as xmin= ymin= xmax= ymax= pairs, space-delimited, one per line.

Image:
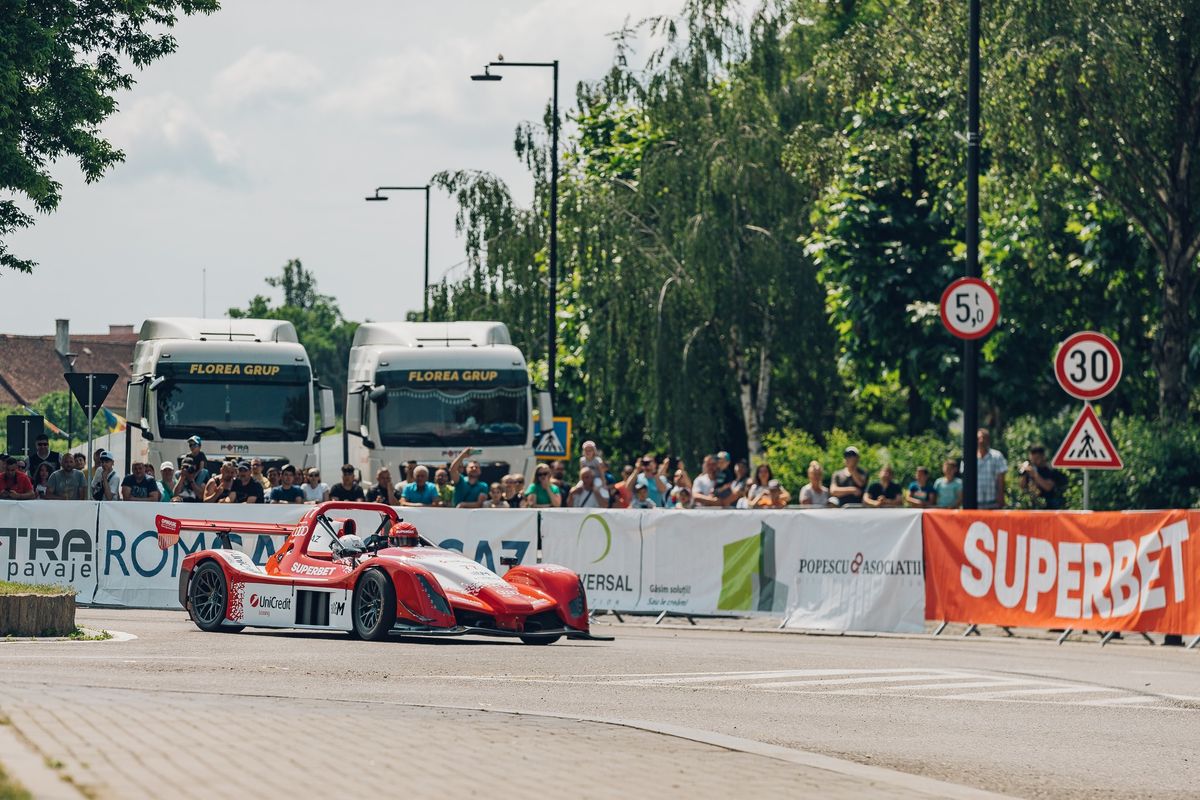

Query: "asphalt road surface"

xmin=1 ymin=610 xmax=1197 ymax=799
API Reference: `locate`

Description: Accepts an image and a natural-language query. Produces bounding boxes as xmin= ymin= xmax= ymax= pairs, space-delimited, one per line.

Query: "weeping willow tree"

xmin=430 ymin=0 xmax=856 ymax=462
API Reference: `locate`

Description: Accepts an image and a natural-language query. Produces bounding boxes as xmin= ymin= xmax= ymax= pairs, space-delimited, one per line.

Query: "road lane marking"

xmin=608 ymin=668 xmax=934 ymax=686
xmin=942 ymin=686 xmax=1117 ymax=700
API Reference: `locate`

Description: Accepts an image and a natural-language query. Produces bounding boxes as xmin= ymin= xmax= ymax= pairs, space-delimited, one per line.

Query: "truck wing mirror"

xmin=537 ymin=391 xmax=554 ymax=434
xmin=368 ymin=385 xmax=388 ymax=407
xmin=126 ymin=377 xmax=153 ymax=437
xmin=315 ymin=385 xmax=336 ymax=442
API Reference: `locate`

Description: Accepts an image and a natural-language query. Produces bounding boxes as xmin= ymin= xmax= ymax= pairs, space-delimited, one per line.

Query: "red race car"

xmin=155 ymin=501 xmax=609 ymax=644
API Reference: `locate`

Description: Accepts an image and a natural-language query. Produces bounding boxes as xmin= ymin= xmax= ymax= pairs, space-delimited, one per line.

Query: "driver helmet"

xmin=335 ymin=518 xmax=357 ymax=538
xmin=388 ymin=521 xmax=420 ymax=548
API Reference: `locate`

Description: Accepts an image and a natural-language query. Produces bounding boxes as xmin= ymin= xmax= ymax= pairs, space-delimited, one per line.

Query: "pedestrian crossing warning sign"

xmin=1052 ymin=404 xmax=1122 ymax=470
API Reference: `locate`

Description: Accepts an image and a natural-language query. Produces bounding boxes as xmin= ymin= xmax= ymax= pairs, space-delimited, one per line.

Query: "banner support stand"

xmin=1056 ymin=628 xmax=1073 ymax=645
xmin=932 ymin=621 xmax=948 ymax=636
xmin=1140 ymin=632 xmax=1157 ymax=645
xmin=961 ymin=623 xmax=979 ymax=637
xmin=1100 ymin=630 xmax=1119 ymax=647
xmin=1187 ymin=635 xmax=1199 ymax=650
xmin=654 ymin=611 xmax=668 ymax=625
xmin=1000 ymin=626 xmax=1014 ymax=637
xmin=612 ymin=611 xmax=625 ymax=623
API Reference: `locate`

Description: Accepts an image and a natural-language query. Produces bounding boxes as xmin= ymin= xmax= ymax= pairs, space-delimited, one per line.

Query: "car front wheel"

xmin=352 ymin=570 xmax=397 ymax=641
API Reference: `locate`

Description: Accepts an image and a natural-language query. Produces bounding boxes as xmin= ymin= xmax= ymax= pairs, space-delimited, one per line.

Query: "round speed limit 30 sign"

xmin=1055 ymin=331 xmax=1122 ymax=400
xmin=939 ymin=277 xmax=999 ymax=339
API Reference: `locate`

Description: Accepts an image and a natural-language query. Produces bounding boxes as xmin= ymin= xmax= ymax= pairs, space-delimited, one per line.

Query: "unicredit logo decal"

xmin=248 ymin=593 xmax=291 ymax=610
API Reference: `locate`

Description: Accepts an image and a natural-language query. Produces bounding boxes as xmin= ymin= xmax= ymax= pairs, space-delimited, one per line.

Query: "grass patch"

xmin=65 ymin=628 xmax=111 ymax=642
xmin=0 ymin=581 xmax=74 ymax=597
xmin=0 ymin=763 xmax=31 ymax=800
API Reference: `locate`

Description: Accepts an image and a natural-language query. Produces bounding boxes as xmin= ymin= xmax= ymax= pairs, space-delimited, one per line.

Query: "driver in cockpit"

xmin=388 ymin=521 xmax=420 ymax=548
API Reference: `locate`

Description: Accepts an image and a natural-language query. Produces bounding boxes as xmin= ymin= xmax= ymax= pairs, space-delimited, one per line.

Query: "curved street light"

xmin=471 ymin=58 xmax=559 ymax=404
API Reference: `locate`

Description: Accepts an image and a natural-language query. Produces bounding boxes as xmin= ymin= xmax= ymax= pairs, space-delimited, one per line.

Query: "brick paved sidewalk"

xmin=1 ymin=681 xmax=980 ymax=799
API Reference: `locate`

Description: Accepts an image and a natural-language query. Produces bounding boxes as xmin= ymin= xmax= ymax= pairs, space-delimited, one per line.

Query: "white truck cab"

xmin=125 ymin=318 xmax=335 ymax=470
xmin=344 ymin=321 xmax=552 ymax=483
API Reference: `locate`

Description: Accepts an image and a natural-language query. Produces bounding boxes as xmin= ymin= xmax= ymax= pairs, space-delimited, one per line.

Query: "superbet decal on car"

xmin=156 ymin=501 xmax=611 ymax=644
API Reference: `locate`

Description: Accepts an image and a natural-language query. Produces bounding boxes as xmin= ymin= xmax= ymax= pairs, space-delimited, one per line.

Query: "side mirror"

xmin=345 ymin=386 xmax=364 ymax=435
xmin=368 ymin=385 xmax=388 ymax=407
xmin=314 ymin=384 xmax=336 ymax=442
xmin=537 ymin=391 xmax=554 ymax=434
xmin=320 ymin=386 xmax=335 ymax=428
xmin=126 ymin=378 xmax=145 ymax=427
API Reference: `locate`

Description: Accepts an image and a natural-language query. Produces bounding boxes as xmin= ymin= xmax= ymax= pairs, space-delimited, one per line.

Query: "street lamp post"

xmin=471 ymin=59 xmax=559 ymax=404
xmin=365 ymin=185 xmax=431 ymax=321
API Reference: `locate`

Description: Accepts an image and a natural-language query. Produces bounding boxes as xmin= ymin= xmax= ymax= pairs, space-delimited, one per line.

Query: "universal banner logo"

xmin=718 ymin=522 xmax=788 ymax=613
xmin=576 ymin=513 xmax=634 ymax=594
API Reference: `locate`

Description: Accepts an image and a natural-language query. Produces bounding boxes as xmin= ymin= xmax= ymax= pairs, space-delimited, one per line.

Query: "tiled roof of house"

xmin=0 ymin=328 xmax=137 ymax=411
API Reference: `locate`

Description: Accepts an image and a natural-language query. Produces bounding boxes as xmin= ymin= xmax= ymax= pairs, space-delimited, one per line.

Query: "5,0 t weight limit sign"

xmin=939 ymin=277 xmax=999 ymax=339
xmin=1055 ymin=331 xmax=1122 ymax=400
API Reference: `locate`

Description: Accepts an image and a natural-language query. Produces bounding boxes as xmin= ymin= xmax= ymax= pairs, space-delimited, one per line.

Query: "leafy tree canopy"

xmin=0 ymin=0 xmax=220 ymax=273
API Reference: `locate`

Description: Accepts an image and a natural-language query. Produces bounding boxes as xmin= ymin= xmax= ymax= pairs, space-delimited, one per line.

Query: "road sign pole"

xmin=1083 ymin=469 xmax=1090 ymax=511
xmin=962 ymin=0 xmax=981 ymax=510
xmin=86 ymin=374 xmax=94 ymax=488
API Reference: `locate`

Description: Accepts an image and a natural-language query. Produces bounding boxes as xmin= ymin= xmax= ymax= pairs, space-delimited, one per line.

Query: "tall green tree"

xmin=228 ymin=259 xmax=358 ymax=412
xmin=991 ymin=0 xmax=1200 ymax=420
xmin=0 ymin=0 xmax=220 ymax=273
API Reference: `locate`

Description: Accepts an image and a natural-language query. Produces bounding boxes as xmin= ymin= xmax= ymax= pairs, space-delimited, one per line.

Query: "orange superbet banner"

xmin=923 ymin=511 xmax=1199 ymax=634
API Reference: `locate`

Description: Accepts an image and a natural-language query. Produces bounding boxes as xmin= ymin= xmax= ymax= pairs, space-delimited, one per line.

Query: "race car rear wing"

xmin=154 ymin=514 xmax=293 ymax=551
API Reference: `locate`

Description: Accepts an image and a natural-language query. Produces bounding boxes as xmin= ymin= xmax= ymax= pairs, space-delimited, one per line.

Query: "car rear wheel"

xmin=352 ymin=570 xmax=396 ymax=641
xmin=519 ymin=634 xmax=562 ymax=645
xmin=189 ymin=561 xmax=242 ymax=633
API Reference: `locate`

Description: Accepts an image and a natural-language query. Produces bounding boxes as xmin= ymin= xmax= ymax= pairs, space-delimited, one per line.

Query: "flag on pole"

xmin=101 ymin=408 xmax=127 ymax=433
xmin=22 ymin=406 xmax=66 ymax=436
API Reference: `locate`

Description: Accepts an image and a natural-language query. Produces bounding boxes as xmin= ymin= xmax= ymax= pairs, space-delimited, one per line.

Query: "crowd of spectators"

xmin=0 ymin=428 xmax=1067 ymax=511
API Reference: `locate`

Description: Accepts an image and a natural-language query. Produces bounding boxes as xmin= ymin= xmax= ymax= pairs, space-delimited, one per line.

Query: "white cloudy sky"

xmin=5 ymin=0 xmax=682 ymax=336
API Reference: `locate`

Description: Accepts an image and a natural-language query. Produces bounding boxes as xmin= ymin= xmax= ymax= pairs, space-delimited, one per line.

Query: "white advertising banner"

xmin=641 ymin=510 xmax=792 ymax=616
xmin=779 ymin=509 xmax=925 ymax=633
xmin=541 ymin=508 xmax=927 ymax=633
xmin=541 ymin=509 xmax=644 ymax=610
xmin=0 ymin=499 xmax=99 ymax=602
xmin=94 ymin=504 xmax=538 ymax=609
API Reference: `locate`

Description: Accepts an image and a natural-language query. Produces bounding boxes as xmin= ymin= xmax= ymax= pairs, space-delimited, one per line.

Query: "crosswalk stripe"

xmin=1077 ymin=695 xmax=1162 ymax=706
xmin=762 ymin=673 xmax=967 ymax=688
xmin=942 ymin=685 xmax=1117 ymax=700
xmin=607 ymin=668 xmax=932 ymax=686
xmin=857 ymin=679 xmax=1046 ymax=693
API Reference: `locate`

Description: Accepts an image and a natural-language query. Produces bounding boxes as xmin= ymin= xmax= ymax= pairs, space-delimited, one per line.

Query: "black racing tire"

xmin=352 ymin=570 xmax=397 ymax=641
xmin=519 ymin=634 xmax=562 ymax=646
xmin=188 ymin=561 xmax=240 ymax=633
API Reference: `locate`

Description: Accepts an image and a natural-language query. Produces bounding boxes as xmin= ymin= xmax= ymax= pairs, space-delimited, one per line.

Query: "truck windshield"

xmin=378 ymin=385 xmax=528 ymax=447
xmin=156 ymin=380 xmax=310 ymax=442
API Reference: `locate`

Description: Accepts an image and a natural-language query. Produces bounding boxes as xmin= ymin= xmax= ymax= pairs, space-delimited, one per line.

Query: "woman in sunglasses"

xmin=522 ymin=465 xmax=562 ymax=508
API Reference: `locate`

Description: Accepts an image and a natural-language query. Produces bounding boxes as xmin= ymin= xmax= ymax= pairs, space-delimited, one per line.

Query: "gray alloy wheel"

xmin=352 ymin=570 xmax=396 ymax=641
xmin=189 ymin=561 xmax=242 ymax=633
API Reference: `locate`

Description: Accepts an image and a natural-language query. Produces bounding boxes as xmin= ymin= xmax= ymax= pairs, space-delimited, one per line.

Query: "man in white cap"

xmin=157 ymin=461 xmax=175 ymax=502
